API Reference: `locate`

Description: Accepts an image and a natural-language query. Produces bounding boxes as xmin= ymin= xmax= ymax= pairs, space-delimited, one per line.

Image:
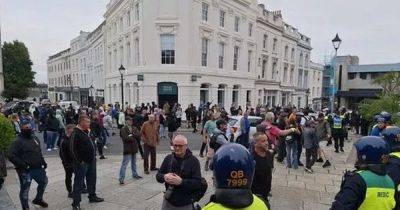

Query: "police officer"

xmin=331 ymin=136 xmax=396 ymax=210
xmin=328 ymin=110 xmax=346 ymax=153
xmin=203 ymin=143 xmax=269 ymax=210
xmin=370 ymin=111 xmax=392 ymax=136
xmin=382 ymin=126 xmax=400 ymax=209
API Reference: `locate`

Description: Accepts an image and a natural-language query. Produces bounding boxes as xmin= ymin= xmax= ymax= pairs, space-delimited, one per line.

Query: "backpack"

xmin=209 ymin=133 xmax=228 ymax=151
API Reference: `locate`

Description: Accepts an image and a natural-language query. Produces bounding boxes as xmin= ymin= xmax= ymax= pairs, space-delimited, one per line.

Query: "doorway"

xmin=158 ymin=82 xmax=178 ymax=108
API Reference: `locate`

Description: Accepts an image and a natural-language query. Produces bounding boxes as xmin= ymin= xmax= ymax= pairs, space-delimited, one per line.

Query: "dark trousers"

xmin=136 ymin=138 xmax=144 ymax=158
xmin=276 ymin=139 xmax=286 ymax=162
xmin=191 ymin=120 xmax=197 ymax=132
xmin=64 ymin=166 xmax=73 ymax=193
xmin=143 ymin=144 xmax=156 ymax=172
xmin=0 ymin=177 xmax=4 ymax=190
xmin=305 ymin=148 xmax=317 ymax=169
xmin=17 ymin=169 xmax=48 ymax=209
xmin=72 ymin=160 xmax=97 ymax=206
xmin=238 ymin=133 xmax=250 ymax=149
xmin=200 ymin=142 xmax=207 ymax=156
xmin=96 ymin=138 xmax=104 ymax=156
xmin=333 ymin=136 xmax=344 ymax=151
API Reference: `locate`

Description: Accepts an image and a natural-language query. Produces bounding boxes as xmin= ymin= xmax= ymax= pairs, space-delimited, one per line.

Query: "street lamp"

xmin=119 ymin=64 xmax=126 ymax=111
xmin=306 ymin=88 xmax=310 ymax=108
xmin=330 ymin=33 xmax=342 ymax=112
xmin=89 ymin=85 xmax=94 ymax=108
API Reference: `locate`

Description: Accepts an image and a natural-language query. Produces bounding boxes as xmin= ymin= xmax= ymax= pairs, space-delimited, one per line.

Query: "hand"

xmin=169 ymin=174 xmax=182 ymax=186
xmin=164 ymin=173 xmax=175 ymax=184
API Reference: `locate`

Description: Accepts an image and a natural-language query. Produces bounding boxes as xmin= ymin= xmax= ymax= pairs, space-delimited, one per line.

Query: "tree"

xmin=372 ymin=71 xmax=400 ymax=96
xmin=1 ymin=40 xmax=36 ymax=101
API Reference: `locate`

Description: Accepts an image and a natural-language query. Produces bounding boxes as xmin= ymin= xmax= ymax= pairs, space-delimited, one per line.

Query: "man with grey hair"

xmin=260 ymin=112 xmax=299 ymax=149
xmin=156 ymin=135 xmax=202 ymax=210
xmin=141 ymin=114 xmax=159 ymax=174
xmin=239 ymin=111 xmax=251 ymax=148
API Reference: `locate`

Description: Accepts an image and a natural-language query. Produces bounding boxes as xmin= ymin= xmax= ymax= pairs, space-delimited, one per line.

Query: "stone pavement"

xmin=1 ymin=134 xmax=359 ymax=210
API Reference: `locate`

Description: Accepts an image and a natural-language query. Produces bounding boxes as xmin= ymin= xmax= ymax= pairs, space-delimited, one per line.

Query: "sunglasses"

xmin=173 ymin=144 xmax=187 ymax=148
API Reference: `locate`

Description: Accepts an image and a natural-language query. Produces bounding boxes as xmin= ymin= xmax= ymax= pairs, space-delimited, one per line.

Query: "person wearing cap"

xmin=331 ymin=136 xmax=396 ymax=209
xmin=370 ymin=117 xmax=387 ymax=136
xmin=8 ymin=120 xmax=49 ymax=209
xmin=203 ymin=143 xmax=269 ymax=210
xmin=209 ymin=119 xmax=230 ymax=153
xmin=382 ymin=126 xmax=400 ymax=209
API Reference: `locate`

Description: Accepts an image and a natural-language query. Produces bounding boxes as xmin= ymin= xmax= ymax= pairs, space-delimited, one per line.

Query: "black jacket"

xmin=8 ymin=135 xmax=46 ymax=171
xmin=156 ymin=149 xmax=202 ymax=206
xmin=0 ymin=150 xmax=7 ymax=178
xmin=331 ymin=165 xmax=394 ymax=210
xmin=166 ymin=116 xmax=178 ymax=132
xmin=45 ymin=115 xmax=60 ymax=132
xmin=70 ymin=127 xmax=96 ymax=164
xmin=59 ymin=135 xmax=73 ymax=168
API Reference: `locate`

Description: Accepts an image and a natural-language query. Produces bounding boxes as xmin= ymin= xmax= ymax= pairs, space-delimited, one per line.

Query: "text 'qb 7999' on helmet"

xmin=354 ymin=136 xmax=389 ymax=165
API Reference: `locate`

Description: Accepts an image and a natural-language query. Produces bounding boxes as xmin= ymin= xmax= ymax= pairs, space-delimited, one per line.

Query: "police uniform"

xmin=382 ymin=126 xmax=400 ymax=209
xmin=331 ymin=136 xmax=397 ymax=210
xmin=329 ymin=114 xmax=345 ymax=152
xmin=203 ymin=144 xmax=269 ymax=210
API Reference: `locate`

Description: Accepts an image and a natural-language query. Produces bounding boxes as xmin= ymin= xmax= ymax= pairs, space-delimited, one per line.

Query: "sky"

xmin=1 ymin=0 xmax=399 ymax=83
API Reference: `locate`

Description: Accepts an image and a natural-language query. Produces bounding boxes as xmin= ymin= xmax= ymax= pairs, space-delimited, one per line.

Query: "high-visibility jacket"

xmin=202 ymin=195 xmax=268 ymax=210
xmin=357 ymin=170 xmax=396 ymax=210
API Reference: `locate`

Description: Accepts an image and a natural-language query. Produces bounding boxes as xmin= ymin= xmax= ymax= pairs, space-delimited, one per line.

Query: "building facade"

xmin=103 ymin=0 xmax=315 ymax=111
xmin=47 ymin=22 xmax=106 ymax=105
xmin=335 ymin=55 xmax=400 ymax=109
xmin=309 ymin=61 xmax=323 ymax=110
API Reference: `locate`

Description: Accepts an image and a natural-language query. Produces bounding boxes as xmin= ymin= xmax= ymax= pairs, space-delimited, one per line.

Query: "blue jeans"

xmin=101 ymin=128 xmax=108 ymax=145
xmin=159 ymin=125 xmax=166 ymax=139
xmin=46 ymin=131 xmax=58 ymax=149
xmin=286 ymin=141 xmax=298 ymax=169
xmin=119 ymin=154 xmax=139 ymax=182
xmin=17 ymin=169 xmax=48 ymax=209
xmin=72 ymin=160 xmax=97 ymax=206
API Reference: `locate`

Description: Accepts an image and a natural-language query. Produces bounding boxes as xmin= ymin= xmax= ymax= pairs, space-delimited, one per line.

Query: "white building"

xmin=48 ymin=22 xmax=106 ymax=105
xmin=309 ymin=61 xmax=323 ymax=110
xmin=103 ymin=0 xmax=315 ymax=111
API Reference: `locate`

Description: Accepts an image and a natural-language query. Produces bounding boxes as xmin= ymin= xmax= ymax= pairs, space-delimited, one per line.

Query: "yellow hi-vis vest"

xmin=202 ymin=194 xmax=268 ymax=210
xmin=390 ymin=152 xmax=400 ymax=159
xmin=357 ymin=170 xmax=396 ymax=210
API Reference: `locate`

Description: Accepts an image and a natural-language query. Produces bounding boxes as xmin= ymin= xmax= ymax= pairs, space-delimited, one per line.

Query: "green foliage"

xmin=0 ymin=115 xmax=15 ymax=152
xmin=359 ymin=94 xmax=400 ymax=125
xmin=1 ymin=40 xmax=36 ymax=101
xmin=372 ymin=72 xmax=400 ymax=95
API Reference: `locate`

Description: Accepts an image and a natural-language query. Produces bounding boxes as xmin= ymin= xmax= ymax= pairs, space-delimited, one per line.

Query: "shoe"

xmin=46 ymin=149 xmax=51 ymax=151
xmin=316 ymin=158 xmax=323 ymax=163
xmin=144 ymin=171 xmax=150 ymax=174
xmin=68 ymin=192 xmax=73 ymax=198
xmin=204 ymin=160 xmax=209 ymax=171
xmin=82 ymin=188 xmax=88 ymax=194
xmin=340 ymin=148 xmax=344 ymax=152
xmin=32 ymin=199 xmax=49 ymax=208
xmin=298 ymin=162 xmax=304 ymax=167
xmin=322 ymin=160 xmax=331 ymax=168
xmin=99 ymin=155 xmax=106 ymax=159
xmin=89 ymin=196 xmax=104 ymax=203
xmin=54 ymin=147 xmax=58 ymax=150
xmin=305 ymin=167 xmax=313 ymax=173
xmin=335 ymin=150 xmax=339 ymax=153
xmin=103 ymin=146 xmax=108 ymax=149
xmin=199 ymin=154 xmax=204 ymax=158
xmin=133 ymin=175 xmax=143 ymax=179
xmin=119 ymin=181 xmax=125 ymax=185
xmin=72 ymin=205 xmax=81 ymax=210
xmin=150 ymin=167 xmax=159 ymax=171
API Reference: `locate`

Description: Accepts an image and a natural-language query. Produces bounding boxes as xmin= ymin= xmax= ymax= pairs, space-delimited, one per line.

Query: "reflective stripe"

xmin=357 ymin=170 xmax=396 ymax=210
xmin=202 ymin=195 xmax=268 ymax=210
xmin=390 ymin=152 xmax=400 ymax=159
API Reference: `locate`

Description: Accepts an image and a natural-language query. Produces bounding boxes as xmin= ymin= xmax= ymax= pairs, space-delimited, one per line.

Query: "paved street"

xmin=0 ymin=132 xmax=359 ymax=210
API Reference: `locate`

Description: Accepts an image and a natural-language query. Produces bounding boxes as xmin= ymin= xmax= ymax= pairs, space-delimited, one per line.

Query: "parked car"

xmin=58 ymin=101 xmax=80 ymax=111
xmin=227 ymin=116 xmax=263 ymax=142
xmin=3 ymin=101 xmax=37 ymax=116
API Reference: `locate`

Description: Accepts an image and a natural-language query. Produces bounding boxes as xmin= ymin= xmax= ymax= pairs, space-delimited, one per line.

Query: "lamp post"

xmin=306 ymin=88 xmax=310 ymax=108
xmin=331 ymin=33 xmax=342 ymax=112
xmin=89 ymin=85 xmax=94 ymax=108
xmin=119 ymin=65 xmax=126 ymax=111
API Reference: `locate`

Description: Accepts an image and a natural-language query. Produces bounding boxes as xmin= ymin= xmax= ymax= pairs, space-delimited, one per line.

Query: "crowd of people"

xmin=2 ymin=99 xmax=400 ymax=209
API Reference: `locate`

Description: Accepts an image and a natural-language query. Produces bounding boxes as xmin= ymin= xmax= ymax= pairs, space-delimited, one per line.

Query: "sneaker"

xmin=340 ymin=148 xmax=344 ymax=152
xmin=133 ymin=175 xmax=143 ymax=179
xmin=72 ymin=205 xmax=81 ymax=210
xmin=316 ymin=158 xmax=323 ymax=163
xmin=103 ymin=145 xmax=108 ymax=149
xmin=335 ymin=150 xmax=339 ymax=153
xmin=204 ymin=160 xmax=209 ymax=171
xmin=150 ymin=167 xmax=159 ymax=171
xmin=144 ymin=171 xmax=150 ymax=175
xmin=322 ymin=160 xmax=331 ymax=168
xmin=53 ymin=147 xmax=58 ymax=150
xmin=298 ymin=162 xmax=304 ymax=167
xmin=199 ymin=154 xmax=204 ymax=158
xmin=119 ymin=181 xmax=125 ymax=186
xmin=46 ymin=149 xmax=51 ymax=151
xmin=99 ymin=155 xmax=106 ymax=159
xmin=88 ymin=196 xmax=104 ymax=203
xmin=305 ymin=167 xmax=313 ymax=173
xmin=32 ymin=199 xmax=49 ymax=208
